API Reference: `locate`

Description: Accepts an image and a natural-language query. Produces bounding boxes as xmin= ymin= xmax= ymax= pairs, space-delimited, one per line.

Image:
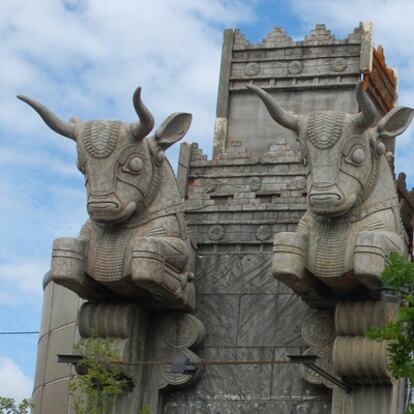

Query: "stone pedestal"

xmin=332 ymin=301 xmax=407 ymax=414
xmin=298 ymin=301 xmax=408 ymax=414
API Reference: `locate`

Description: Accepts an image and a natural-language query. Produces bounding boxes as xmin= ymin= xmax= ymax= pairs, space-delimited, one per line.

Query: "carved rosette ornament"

xmin=208 ymin=224 xmax=225 ymax=241
xmin=331 ymin=58 xmax=347 ymax=73
xmin=245 ymin=62 xmax=260 ymax=77
xmin=153 ymin=313 xmax=205 ymax=389
xmin=288 ymin=60 xmax=303 ymax=75
xmin=256 ymin=225 xmax=272 ymax=241
xmin=300 ymin=310 xmax=336 ymax=389
xmin=247 ymin=176 xmax=262 ymax=192
xmin=302 ymin=310 xmax=336 ymax=347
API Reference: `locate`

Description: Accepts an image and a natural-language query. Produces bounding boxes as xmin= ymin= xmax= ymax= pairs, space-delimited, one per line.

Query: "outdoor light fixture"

xmin=170 ymin=356 xmax=199 ymax=375
xmin=57 ymin=354 xmax=83 ymax=365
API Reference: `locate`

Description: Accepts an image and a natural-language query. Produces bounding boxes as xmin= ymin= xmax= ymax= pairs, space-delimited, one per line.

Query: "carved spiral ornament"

xmin=302 ymin=310 xmax=336 ymax=347
xmin=157 ymin=349 xmax=202 ymax=389
xmin=161 ymin=313 xmax=205 ymax=349
xmin=300 ymin=348 xmax=335 ymax=389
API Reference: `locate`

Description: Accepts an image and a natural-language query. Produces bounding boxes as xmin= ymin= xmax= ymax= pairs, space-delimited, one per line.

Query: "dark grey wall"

xmin=162 ymin=141 xmax=330 ymax=413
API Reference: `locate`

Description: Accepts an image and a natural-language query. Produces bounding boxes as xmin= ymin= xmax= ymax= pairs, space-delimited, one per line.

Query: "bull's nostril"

xmin=88 ymin=202 xmax=119 ymax=210
xmin=309 ymin=194 xmax=341 ymax=202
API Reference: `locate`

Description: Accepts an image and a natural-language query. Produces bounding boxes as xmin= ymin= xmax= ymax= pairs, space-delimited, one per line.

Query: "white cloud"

xmin=1 ymin=0 xmax=256 ymax=148
xmin=0 ymin=146 xmax=78 ymax=177
xmin=0 ymin=356 xmax=33 ymax=401
xmin=0 ymin=260 xmax=49 ymax=295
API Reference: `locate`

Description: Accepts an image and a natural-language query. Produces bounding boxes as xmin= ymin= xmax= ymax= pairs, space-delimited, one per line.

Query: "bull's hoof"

xmin=51 ymin=237 xmax=88 ymax=296
xmin=354 ymin=232 xmax=386 ymax=290
xmin=51 ymin=237 xmax=111 ymax=300
xmin=131 ymin=249 xmax=195 ymax=311
xmin=273 ymin=232 xmax=308 ymax=292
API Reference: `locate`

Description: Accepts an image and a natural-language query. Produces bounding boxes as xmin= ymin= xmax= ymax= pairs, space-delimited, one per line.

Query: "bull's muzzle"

xmin=308 ymin=183 xmax=355 ymax=216
xmin=87 ymin=193 xmax=136 ymax=223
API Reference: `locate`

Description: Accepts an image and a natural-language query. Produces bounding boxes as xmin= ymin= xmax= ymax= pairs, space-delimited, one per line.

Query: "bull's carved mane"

xmin=249 ymin=82 xmax=414 ymax=304
xmin=19 ymin=87 xmax=195 ymax=311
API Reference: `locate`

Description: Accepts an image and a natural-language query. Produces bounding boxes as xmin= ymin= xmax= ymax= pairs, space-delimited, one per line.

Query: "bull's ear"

xmin=377 ymin=107 xmax=414 ymax=139
xmin=154 ymin=113 xmax=192 ymax=150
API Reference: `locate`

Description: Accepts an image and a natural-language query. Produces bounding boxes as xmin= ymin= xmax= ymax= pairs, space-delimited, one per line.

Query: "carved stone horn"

xmin=353 ymin=81 xmax=378 ymax=129
xmin=132 ymin=87 xmax=155 ymax=139
xmin=17 ymin=95 xmax=76 ymax=140
xmin=246 ymin=84 xmax=299 ymax=132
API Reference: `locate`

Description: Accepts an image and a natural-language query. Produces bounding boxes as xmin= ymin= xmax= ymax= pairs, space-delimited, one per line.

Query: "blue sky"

xmin=1 ymin=0 xmax=414 ymax=400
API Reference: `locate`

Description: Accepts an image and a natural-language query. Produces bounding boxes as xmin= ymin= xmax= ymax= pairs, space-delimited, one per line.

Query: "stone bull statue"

xmin=18 ymin=87 xmax=195 ymax=311
xmin=248 ymin=82 xmax=414 ymax=302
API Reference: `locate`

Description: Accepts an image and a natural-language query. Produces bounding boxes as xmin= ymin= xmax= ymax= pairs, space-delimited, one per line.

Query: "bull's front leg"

xmin=51 ymin=237 xmax=111 ymax=300
xmin=272 ymin=232 xmax=323 ymax=300
xmin=130 ymin=236 xmax=195 ymax=311
xmin=273 ymin=232 xmax=316 ymax=293
xmin=354 ymin=231 xmax=407 ymax=290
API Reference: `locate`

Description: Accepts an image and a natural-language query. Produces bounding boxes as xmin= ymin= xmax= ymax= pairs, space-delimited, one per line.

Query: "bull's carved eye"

xmin=350 ymin=148 xmax=365 ymax=164
xmin=119 ymin=145 xmax=146 ymax=175
xmin=125 ymin=156 xmax=144 ymax=174
xmin=342 ymin=136 xmax=367 ymax=167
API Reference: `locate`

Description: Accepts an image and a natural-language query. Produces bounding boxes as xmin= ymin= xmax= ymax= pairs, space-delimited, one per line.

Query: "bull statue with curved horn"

xmin=248 ymin=82 xmax=414 ymax=304
xmin=18 ymin=87 xmax=195 ymax=311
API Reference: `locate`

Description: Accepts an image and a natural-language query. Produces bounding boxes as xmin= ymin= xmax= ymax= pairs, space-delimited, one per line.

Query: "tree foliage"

xmin=0 ymin=397 xmax=32 ymax=414
xmin=69 ymin=335 xmax=129 ymax=414
xmin=366 ymin=252 xmax=414 ymax=414
xmin=69 ymin=333 xmax=152 ymax=414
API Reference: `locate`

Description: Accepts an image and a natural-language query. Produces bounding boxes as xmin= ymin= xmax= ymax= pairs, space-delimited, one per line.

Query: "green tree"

xmin=69 ymin=336 xmax=129 ymax=414
xmin=69 ymin=335 xmax=151 ymax=414
xmin=139 ymin=405 xmax=151 ymax=414
xmin=0 ymin=397 xmax=32 ymax=414
xmin=366 ymin=252 xmax=414 ymax=414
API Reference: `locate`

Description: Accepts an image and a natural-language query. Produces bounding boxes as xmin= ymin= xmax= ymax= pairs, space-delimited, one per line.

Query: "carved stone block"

xmin=333 ymin=337 xmax=389 ymax=383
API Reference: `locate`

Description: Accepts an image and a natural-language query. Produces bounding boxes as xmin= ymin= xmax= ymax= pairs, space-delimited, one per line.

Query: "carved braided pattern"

xmin=176 ymin=211 xmax=188 ymax=240
xmin=95 ymin=225 xmax=131 ymax=282
xmin=83 ymin=121 xmax=120 ymax=158
xmin=356 ymin=152 xmax=380 ymax=206
xmin=314 ymin=221 xmax=351 ymax=278
xmin=144 ymin=158 xmax=163 ymax=207
xmin=307 ymin=112 xmax=345 ymax=149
